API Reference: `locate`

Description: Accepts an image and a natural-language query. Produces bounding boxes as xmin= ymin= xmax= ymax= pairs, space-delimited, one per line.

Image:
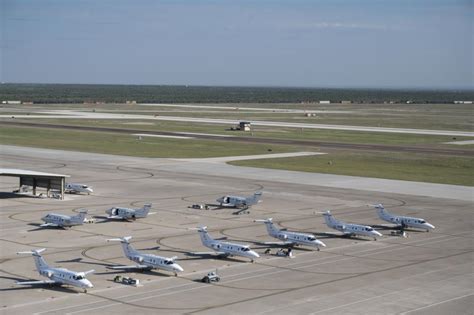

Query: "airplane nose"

xmin=317 ymin=240 xmax=326 ymax=247
xmin=251 ymin=251 xmax=260 ymax=258
xmin=174 ymin=265 xmax=184 ymax=273
xmin=426 ymin=223 xmax=435 ymax=229
xmin=374 ymin=231 xmax=383 ymax=237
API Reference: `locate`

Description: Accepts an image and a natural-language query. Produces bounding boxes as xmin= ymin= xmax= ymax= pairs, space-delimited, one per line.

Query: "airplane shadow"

xmin=310 ymin=232 xmax=372 ymax=241
xmin=181 ymin=253 xmax=248 ymax=263
xmin=96 ymin=268 xmax=171 ymax=277
xmin=26 ymin=223 xmax=65 ymax=232
xmin=371 ymin=224 xmax=425 ymax=233
xmin=55 ymin=258 xmax=116 ymax=268
xmin=0 ymin=281 xmax=79 ymax=293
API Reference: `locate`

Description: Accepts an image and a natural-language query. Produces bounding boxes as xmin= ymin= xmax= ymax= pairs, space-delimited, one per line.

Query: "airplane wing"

xmin=16 ymin=280 xmax=57 ymax=285
xmin=107 ymin=265 xmax=150 ymax=270
xmin=40 ymin=223 xmax=58 ymax=227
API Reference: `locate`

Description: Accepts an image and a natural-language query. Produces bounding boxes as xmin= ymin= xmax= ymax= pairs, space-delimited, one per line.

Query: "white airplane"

xmin=65 ymin=183 xmax=93 ymax=194
xmin=106 ymin=236 xmax=183 ymax=276
xmin=216 ymin=191 xmax=262 ymax=208
xmin=105 ymin=203 xmax=152 ymax=220
xmin=322 ymin=210 xmax=382 ymax=240
xmin=254 ymin=218 xmax=326 ymax=250
xmin=16 ymin=248 xmax=94 ymax=292
xmin=372 ymin=204 xmax=435 ymax=232
xmin=40 ymin=209 xmax=88 ymax=228
xmin=195 ymin=226 xmax=260 ymax=262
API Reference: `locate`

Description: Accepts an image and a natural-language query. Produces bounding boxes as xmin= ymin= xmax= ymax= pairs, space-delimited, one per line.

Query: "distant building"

xmin=319 ymin=100 xmax=330 ymax=104
xmin=341 ymin=100 xmax=352 ymax=104
xmin=454 ymin=101 xmax=473 ymax=104
xmin=5 ymin=100 xmax=22 ymax=104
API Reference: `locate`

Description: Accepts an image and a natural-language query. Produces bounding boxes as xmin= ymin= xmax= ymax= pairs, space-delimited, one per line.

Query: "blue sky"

xmin=2 ymin=0 xmax=472 ymax=88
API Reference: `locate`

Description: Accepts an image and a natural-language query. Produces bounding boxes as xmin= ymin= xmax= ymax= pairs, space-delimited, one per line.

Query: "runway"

xmin=0 ymin=146 xmax=472 ymax=314
xmin=2 ymin=109 xmax=474 ymax=137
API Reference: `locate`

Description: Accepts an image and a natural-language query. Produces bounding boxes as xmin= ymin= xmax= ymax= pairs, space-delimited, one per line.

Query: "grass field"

xmin=229 ymin=152 xmax=474 ymax=186
xmin=0 ymin=125 xmax=300 ymax=158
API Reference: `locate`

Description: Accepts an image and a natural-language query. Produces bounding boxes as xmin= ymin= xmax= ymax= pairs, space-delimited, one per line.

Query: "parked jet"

xmin=216 ymin=191 xmax=262 ymax=208
xmin=16 ymin=248 xmax=94 ymax=292
xmin=195 ymin=226 xmax=259 ymax=262
xmin=372 ymin=204 xmax=435 ymax=232
xmin=105 ymin=203 xmax=152 ymax=220
xmin=106 ymin=236 xmax=183 ymax=276
xmin=41 ymin=209 xmax=88 ymax=228
xmin=254 ymin=218 xmax=326 ymax=250
xmin=65 ymin=183 xmax=93 ymax=194
xmin=322 ymin=211 xmax=382 ymax=240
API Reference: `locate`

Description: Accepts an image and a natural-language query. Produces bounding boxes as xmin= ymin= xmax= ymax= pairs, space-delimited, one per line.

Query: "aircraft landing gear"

xmin=317 ymin=247 xmax=320 ymax=251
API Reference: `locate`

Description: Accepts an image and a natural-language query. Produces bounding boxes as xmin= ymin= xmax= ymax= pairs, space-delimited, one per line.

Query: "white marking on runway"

xmin=444 ymin=140 xmax=474 ymax=145
xmin=132 ymin=133 xmax=193 ymax=139
xmin=175 ymin=151 xmax=326 ymax=163
xmin=399 ymin=292 xmax=474 ymax=314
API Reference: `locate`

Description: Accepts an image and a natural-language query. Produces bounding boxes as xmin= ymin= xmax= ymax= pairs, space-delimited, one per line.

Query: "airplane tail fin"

xmin=247 ymin=191 xmax=263 ymax=206
xmin=107 ymin=236 xmax=137 ymax=256
xmin=136 ymin=203 xmax=152 ymax=217
xmin=254 ymin=218 xmax=278 ymax=236
xmin=17 ymin=248 xmax=49 ymax=271
xmin=71 ymin=209 xmax=88 ymax=224
xmin=197 ymin=226 xmax=213 ymax=245
xmin=371 ymin=203 xmax=390 ymax=220
xmin=322 ymin=210 xmax=338 ymax=227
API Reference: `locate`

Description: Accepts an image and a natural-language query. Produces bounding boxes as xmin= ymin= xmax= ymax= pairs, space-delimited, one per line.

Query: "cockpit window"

xmin=165 ymin=260 xmax=173 ymax=265
xmin=73 ymin=275 xmax=84 ymax=280
xmin=82 ymin=185 xmax=88 ymax=188
xmin=365 ymin=227 xmax=373 ymax=231
xmin=308 ymin=237 xmax=316 ymax=241
xmin=242 ymin=247 xmax=250 ymax=251
xmin=419 ymin=220 xmax=426 ymax=224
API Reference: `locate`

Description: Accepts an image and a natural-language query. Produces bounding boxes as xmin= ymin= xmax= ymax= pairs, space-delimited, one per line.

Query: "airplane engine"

xmin=47 ymin=271 xmax=54 ymax=278
xmin=212 ymin=244 xmax=221 ymax=250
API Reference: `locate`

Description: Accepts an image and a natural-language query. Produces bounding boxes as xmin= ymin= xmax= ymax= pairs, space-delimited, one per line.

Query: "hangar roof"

xmin=0 ymin=168 xmax=70 ymax=178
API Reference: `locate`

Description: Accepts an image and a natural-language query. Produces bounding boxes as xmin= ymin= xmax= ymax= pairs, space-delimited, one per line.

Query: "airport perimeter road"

xmin=0 ymin=146 xmax=472 ymax=315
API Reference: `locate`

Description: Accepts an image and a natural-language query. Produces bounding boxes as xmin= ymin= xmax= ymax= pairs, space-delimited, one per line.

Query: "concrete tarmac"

xmin=0 ymin=146 xmax=472 ymax=315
